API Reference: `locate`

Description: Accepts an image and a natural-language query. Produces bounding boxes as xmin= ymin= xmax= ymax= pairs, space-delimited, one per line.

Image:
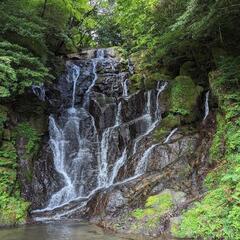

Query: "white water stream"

xmin=34 ymin=49 xmax=169 ymax=219
xmin=203 ymin=91 xmax=210 ymax=121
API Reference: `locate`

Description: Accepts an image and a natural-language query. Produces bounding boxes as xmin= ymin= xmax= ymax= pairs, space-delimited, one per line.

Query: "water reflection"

xmin=0 ymin=221 xmax=128 ymax=240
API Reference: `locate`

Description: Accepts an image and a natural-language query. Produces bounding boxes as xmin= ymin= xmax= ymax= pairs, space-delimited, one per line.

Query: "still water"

xmin=0 ymin=221 xmax=133 ymax=240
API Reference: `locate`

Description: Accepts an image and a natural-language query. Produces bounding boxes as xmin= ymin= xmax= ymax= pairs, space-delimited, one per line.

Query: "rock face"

xmin=14 ymin=47 xmax=214 ymax=237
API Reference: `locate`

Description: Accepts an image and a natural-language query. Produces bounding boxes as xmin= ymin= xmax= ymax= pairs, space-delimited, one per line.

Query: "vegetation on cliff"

xmin=0 ymin=0 xmax=240 ymax=238
xmin=94 ymin=0 xmax=240 ymax=239
xmin=0 ymin=0 xmax=96 ymax=225
xmin=175 ymin=57 xmax=240 ymax=239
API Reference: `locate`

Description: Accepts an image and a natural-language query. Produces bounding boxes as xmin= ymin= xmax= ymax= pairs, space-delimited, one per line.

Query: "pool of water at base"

xmin=0 ymin=221 xmax=127 ymax=240
xmin=0 ymin=221 xmax=171 ymax=240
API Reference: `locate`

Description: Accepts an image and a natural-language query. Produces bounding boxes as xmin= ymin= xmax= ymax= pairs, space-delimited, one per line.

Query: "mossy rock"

xmin=170 ymin=75 xmax=203 ymax=117
xmin=129 ymin=51 xmax=145 ymax=72
xmin=145 ymin=72 xmax=172 ymax=90
xmin=129 ymin=73 xmax=144 ymax=92
xmin=0 ymin=194 xmax=30 ymax=226
xmin=170 ymin=216 xmax=182 ymax=237
xmin=130 ymin=189 xmax=186 ymax=233
xmin=154 ymin=114 xmax=181 ymax=141
xmin=131 ymin=192 xmax=174 ymax=232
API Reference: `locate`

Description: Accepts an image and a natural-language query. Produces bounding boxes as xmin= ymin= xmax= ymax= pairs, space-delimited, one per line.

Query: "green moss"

xmin=132 ymin=208 xmax=145 ymax=220
xmin=175 ymin=56 xmax=240 ymax=239
xmin=129 ymin=73 xmax=144 ymax=92
xmin=145 ymin=193 xmax=173 ymax=213
xmin=131 ymin=192 xmax=174 ymax=232
xmin=13 ymin=122 xmax=40 ymax=156
xmin=154 ymin=114 xmax=181 ymax=141
xmin=0 ymin=105 xmax=8 ymax=124
xmin=209 ymin=114 xmax=226 ymax=163
xmin=170 ymin=75 xmax=202 ymax=116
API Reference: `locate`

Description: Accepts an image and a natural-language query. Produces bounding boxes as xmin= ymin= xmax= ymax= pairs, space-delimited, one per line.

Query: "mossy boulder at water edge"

xmin=128 ymin=189 xmax=186 ymax=235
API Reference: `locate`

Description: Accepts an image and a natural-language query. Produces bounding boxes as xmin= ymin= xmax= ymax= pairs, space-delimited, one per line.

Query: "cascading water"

xmin=135 ymin=144 xmax=159 ymax=175
xmin=122 ymin=79 xmax=128 ymax=98
xmin=45 ymin=64 xmax=81 ymax=210
xmin=133 ymin=82 xmax=168 ymax=155
xmin=203 ymin=91 xmax=210 ymax=121
xmin=97 ymin=101 xmax=123 ymax=188
xmin=33 ymin=48 xmax=169 ymax=219
xmin=164 ymin=128 xmax=178 ymax=144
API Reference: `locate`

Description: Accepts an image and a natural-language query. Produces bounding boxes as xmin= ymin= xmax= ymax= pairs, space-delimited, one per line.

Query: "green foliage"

xmin=0 ymin=0 xmax=95 ymax=99
xmin=0 ymin=191 xmax=29 ymax=225
xmin=176 ymin=189 xmax=229 ymax=239
xmin=0 ymin=139 xmax=29 ymax=225
xmin=176 ymin=56 xmax=240 ymax=239
xmin=13 ymin=123 xmax=40 ymax=155
xmin=0 ymin=41 xmax=51 ymax=97
xmin=209 ymin=114 xmax=226 ymax=162
xmin=0 ymin=141 xmax=17 ymax=164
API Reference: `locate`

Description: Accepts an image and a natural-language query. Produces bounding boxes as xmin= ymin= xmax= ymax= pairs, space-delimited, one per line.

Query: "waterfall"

xmin=128 ymin=59 xmax=134 ymax=74
xmin=155 ymin=82 xmax=168 ymax=120
xmin=164 ymin=128 xmax=178 ymax=144
xmin=132 ymin=82 xmax=168 ymax=155
xmin=33 ymin=48 xmax=169 ymax=219
xmin=32 ymin=84 xmax=46 ymax=101
xmin=98 ymin=127 xmax=112 ymax=187
xmin=69 ymin=64 xmax=80 ymax=108
xmin=109 ymin=148 xmax=127 ymax=185
xmin=47 ymin=116 xmax=76 ymax=209
xmin=83 ymin=59 xmax=98 ymax=107
xmin=96 ymin=49 xmax=105 ymax=59
xmin=135 ymin=144 xmax=159 ymax=175
xmin=43 ymin=64 xmax=83 ymax=210
xmin=97 ymin=100 xmax=122 ymax=187
xmin=122 ymin=79 xmax=128 ymax=98
xmin=115 ymin=101 xmax=122 ymax=126
xmin=203 ymin=91 xmax=210 ymax=121
xmin=146 ymin=90 xmax=152 ymax=115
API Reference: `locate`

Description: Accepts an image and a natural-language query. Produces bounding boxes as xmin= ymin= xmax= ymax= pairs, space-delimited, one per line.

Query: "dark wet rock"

xmin=30 ymin=143 xmax=64 ymax=209
xmin=146 ymin=134 xmax=198 ymax=172
xmin=106 ymin=190 xmax=128 ymax=213
xmin=20 ymin=47 xmax=215 ymax=239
